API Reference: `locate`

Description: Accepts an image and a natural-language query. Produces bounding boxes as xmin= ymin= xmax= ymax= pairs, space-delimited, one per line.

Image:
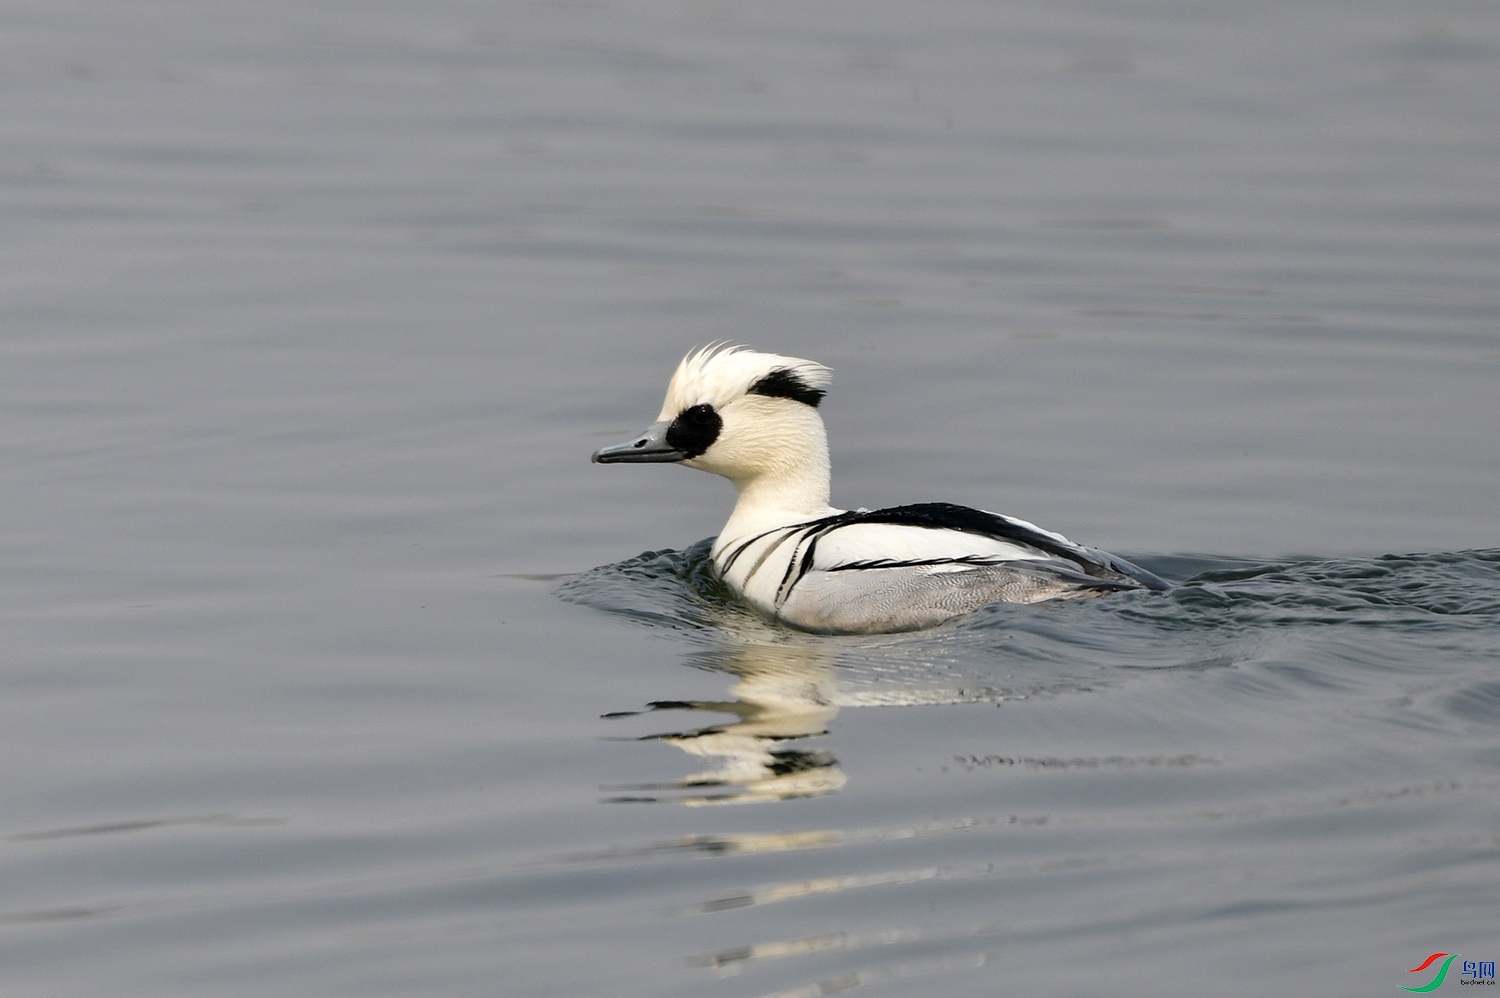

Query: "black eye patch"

xmin=747 ymin=368 xmax=825 ymax=408
xmin=665 ymin=403 xmax=722 ymax=458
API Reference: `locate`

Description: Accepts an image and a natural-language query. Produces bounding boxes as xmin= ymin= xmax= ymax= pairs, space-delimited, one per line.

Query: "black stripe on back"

xmin=849 ymin=504 xmax=1167 ymax=589
xmin=842 ymin=503 xmax=1077 ymax=558
xmin=741 ymin=503 xmax=1167 ymax=603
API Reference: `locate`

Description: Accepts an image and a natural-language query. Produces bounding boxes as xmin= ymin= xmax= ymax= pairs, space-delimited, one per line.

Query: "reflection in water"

xmin=562 ymin=544 xmax=1500 ymax=993
xmin=604 ymin=643 xmax=847 ymax=805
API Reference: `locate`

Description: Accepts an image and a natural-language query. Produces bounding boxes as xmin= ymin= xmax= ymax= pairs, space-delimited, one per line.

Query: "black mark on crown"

xmin=747 ymin=368 xmax=825 ymax=408
xmin=665 ymin=403 xmax=722 ymax=458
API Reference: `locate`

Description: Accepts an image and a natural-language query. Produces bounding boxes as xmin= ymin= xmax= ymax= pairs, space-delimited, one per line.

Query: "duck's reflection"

xmin=604 ymin=642 xmax=847 ymax=805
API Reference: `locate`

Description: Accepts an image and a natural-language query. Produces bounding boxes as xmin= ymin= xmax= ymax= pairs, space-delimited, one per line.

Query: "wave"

xmin=558 ymin=543 xmax=1500 ymax=640
xmin=558 ymin=545 xmax=1500 ymax=701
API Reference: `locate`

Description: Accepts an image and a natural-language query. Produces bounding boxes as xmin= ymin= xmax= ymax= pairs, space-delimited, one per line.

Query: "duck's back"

xmin=714 ymin=502 xmax=1168 ymax=633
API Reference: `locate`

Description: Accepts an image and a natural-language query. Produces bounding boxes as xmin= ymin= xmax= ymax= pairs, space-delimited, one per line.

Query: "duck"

xmin=592 ymin=346 xmax=1168 ymax=633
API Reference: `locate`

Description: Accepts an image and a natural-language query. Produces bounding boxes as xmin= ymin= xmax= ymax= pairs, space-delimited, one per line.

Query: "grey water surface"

xmin=2 ymin=1 xmax=1499 ymax=996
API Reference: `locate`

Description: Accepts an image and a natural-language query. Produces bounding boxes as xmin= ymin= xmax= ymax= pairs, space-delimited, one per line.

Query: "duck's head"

xmin=593 ymin=346 xmax=833 ymax=503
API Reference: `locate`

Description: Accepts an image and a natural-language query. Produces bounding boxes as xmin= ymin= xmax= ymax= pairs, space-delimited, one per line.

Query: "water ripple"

xmin=561 ymin=545 xmax=1500 ymax=641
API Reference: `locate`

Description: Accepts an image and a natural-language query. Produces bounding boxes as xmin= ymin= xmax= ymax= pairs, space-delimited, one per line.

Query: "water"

xmin=2 ymin=1 xmax=1498 ymax=995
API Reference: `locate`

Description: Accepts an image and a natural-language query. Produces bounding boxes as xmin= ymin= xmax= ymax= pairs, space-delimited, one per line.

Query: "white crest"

xmin=657 ymin=344 xmax=832 ymax=419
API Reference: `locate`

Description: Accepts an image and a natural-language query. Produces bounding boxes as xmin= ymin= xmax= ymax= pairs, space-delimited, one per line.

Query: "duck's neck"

xmin=730 ymin=469 xmax=831 ymax=519
xmin=719 ymin=432 xmax=837 ymax=541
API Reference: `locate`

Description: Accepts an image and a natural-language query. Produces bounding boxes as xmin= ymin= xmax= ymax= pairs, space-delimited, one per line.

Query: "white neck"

xmin=729 ymin=464 xmax=832 ymax=518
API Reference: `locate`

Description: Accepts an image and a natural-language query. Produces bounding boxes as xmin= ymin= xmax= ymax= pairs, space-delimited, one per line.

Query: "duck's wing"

xmin=724 ymin=503 xmax=1165 ymax=628
xmin=714 ymin=503 xmax=1167 ymax=632
xmin=816 ymin=503 xmax=1169 ymax=589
